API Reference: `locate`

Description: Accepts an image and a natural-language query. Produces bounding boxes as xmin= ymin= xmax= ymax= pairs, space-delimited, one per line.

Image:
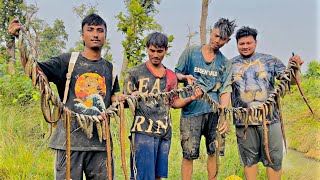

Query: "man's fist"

xmin=8 ymin=18 xmax=23 ymax=37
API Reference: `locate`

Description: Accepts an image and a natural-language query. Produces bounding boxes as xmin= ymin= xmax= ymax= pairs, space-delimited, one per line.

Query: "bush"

xmin=0 ymin=72 xmax=39 ymax=105
xmin=0 ymin=56 xmax=39 ymax=106
xmin=305 ymin=60 xmax=320 ymax=79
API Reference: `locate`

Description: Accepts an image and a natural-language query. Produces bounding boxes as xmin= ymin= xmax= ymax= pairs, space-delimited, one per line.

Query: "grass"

xmin=0 ymin=102 xmax=54 ymax=180
xmin=282 ymin=93 xmax=320 ymax=160
xmin=0 ymin=80 xmax=319 ymax=179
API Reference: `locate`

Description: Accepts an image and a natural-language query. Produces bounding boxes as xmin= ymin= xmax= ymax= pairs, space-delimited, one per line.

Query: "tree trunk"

xmin=200 ymin=0 xmax=209 ymax=45
xmin=6 ymin=37 xmax=16 ymax=75
xmin=120 ymin=54 xmax=128 ymax=80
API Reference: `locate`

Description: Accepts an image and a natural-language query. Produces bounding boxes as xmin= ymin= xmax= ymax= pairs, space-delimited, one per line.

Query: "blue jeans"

xmin=130 ymin=133 xmax=171 ymax=180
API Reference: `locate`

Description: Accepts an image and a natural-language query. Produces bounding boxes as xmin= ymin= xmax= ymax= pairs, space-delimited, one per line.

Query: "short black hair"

xmin=213 ymin=18 xmax=236 ymax=39
xmin=146 ymin=32 xmax=168 ymax=49
xmin=235 ymin=26 xmax=258 ymax=42
xmin=81 ymin=13 xmax=107 ymax=33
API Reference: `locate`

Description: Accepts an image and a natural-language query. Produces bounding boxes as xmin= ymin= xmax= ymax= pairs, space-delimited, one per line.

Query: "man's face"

xmin=208 ymin=28 xmax=230 ymax=50
xmin=147 ymin=45 xmax=167 ymax=66
xmin=237 ymin=35 xmax=257 ymax=58
xmin=82 ymin=24 xmax=106 ymax=50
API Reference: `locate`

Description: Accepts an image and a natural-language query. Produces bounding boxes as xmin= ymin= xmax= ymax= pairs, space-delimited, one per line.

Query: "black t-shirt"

xmin=124 ymin=63 xmax=177 ymax=139
xmin=38 ymin=52 xmax=120 ymax=151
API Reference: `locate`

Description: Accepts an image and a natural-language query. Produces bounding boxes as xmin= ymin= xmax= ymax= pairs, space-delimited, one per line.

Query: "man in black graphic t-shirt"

xmin=9 ymin=14 xmax=119 ymax=179
xmin=124 ymin=32 xmax=202 ymax=180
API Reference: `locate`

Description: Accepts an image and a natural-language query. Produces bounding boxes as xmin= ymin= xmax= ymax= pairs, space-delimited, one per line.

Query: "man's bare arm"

xmin=171 ymin=87 xmax=203 ymax=108
xmin=176 ymin=73 xmax=196 ymax=85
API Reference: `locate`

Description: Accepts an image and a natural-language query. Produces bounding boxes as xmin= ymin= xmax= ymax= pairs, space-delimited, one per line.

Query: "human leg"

xmin=181 ymin=158 xmax=193 ymax=180
xmin=207 ymin=155 xmax=217 ymax=180
xmin=262 ymin=123 xmax=283 ymax=180
xmin=54 ymin=150 xmax=84 ymax=180
xmin=155 ymin=138 xmax=171 ymax=179
xmin=83 ymin=151 xmax=113 ymax=180
xmin=266 ymin=167 xmax=281 ymax=180
xmin=180 ymin=115 xmax=204 ymax=180
xmin=244 ymin=164 xmax=258 ymax=180
xmin=204 ymin=113 xmax=218 ymax=179
xmin=236 ymin=126 xmax=261 ymax=180
xmin=130 ymin=133 xmax=156 ymax=180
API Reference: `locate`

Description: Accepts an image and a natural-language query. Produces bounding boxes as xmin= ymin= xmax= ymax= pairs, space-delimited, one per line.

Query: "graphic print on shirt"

xmin=128 ymin=77 xmax=170 ymax=135
xmin=194 ymin=66 xmax=223 ymax=93
xmin=232 ymin=58 xmax=269 ymax=107
xmin=124 ymin=64 xmax=176 ymax=138
xmin=74 ymin=72 xmax=106 ymax=114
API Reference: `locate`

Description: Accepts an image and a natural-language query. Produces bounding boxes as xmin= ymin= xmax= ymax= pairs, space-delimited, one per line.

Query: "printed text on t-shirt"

xmin=194 ymin=67 xmax=218 ymax=76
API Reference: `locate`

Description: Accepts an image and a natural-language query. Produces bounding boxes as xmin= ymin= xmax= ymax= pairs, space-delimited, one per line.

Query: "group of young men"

xmin=9 ymin=13 xmax=303 ymax=180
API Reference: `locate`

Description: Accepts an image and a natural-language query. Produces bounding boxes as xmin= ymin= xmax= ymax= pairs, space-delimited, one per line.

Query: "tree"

xmin=0 ymin=0 xmax=24 ymax=74
xmin=200 ymin=0 xmax=212 ymax=45
xmin=22 ymin=4 xmax=41 ymax=60
xmin=72 ymin=3 xmax=97 ymax=20
xmin=305 ymin=60 xmax=320 ymax=78
xmin=19 ymin=4 xmax=68 ymax=61
xmin=185 ymin=25 xmax=198 ymax=48
xmin=117 ymin=0 xmax=162 ymax=76
xmin=137 ymin=0 xmax=161 ymax=14
xmin=38 ymin=19 xmax=68 ymax=61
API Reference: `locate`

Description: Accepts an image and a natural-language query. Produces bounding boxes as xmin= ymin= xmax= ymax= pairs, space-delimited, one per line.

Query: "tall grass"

xmin=0 ymin=102 xmax=54 ymax=179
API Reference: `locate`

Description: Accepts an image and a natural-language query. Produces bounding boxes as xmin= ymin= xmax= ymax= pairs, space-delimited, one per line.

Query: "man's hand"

xmin=218 ymin=120 xmax=230 ymax=134
xmin=131 ymin=91 xmax=141 ymax=96
xmin=290 ymin=55 xmax=304 ymax=66
xmin=8 ymin=18 xmax=23 ymax=37
xmin=190 ymin=87 xmax=203 ymax=101
xmin=176 ymin=73 xmax=196 ymax=85
xmin=117 ymin=94 xmax=128 ymax=103
xmin=185 ymin=75 xmax=196 ymax=85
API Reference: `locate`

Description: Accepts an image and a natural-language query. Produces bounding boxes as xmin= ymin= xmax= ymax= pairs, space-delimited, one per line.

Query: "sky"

xmin=26 ymin=0 xmax=319 ymax=73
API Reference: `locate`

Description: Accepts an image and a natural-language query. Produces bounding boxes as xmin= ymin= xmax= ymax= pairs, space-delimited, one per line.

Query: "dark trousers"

xmin=55 ymin=150 xmax=114 ymax=180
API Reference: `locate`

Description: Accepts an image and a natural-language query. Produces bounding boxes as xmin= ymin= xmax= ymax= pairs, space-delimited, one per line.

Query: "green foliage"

xmin=72 ymin=3 xmax=98 ymax=20
xmin=7 ymin=3 xmax=69 ymax=62
xmin=38 ymin=19 xmax=68 ymax=61
xmin=126 ymin=0 xmax=161 ymax=15
xmin=0 ymin=58 xmax=39 ymax=105
xmin=117 ymin=0 xmax=162 ymax=69
xmin=102 ymin=40 xmax=113 ymax=62
xmin=69 ymin=40 xmax=85 ymax=52
xmin=305 ymin=60 xmax=320 ymax=78
xmin=300 ymin=77 xmax=320 ymax=98
xmin=0 ymin=2 xmax=67 ymax=103
xmin=0 ymin=45 xmax=10 ymax=65
xmin=295 ymin=61 xmax=320 ymax=99
xmin=281 ymin=76 xmax=320 ymax=161
xmin=0 ymin=0 xmax=24 ymax=43
xmin=0 ymin=0 xmax=25 ymax=74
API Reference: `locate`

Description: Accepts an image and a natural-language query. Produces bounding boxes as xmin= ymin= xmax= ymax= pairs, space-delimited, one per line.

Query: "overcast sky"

xmin=26 ymin=0 xmax=319 ymax=73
